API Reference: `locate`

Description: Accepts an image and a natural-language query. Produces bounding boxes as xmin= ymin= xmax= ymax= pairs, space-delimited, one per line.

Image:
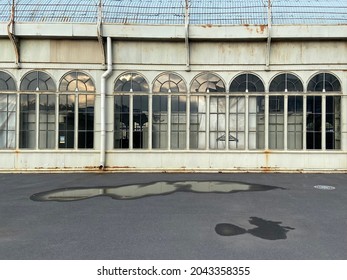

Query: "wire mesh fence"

xmin=0 ymin=0 xmax=346 ymax=25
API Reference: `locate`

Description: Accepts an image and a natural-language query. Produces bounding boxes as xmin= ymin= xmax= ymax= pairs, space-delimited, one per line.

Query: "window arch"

xmin=230 ymin=73 xmax=264 ymax=93
xmin=59 ymin=71 xmax=95 ymax=92
xmin=191 ymin=72 xmax=225 ymax=93
xmin=20 ymin=71 xmax=56 ymax=91
xmin=0 ymin=71 xmax=16 ymax=91
xmin=153 ymin=72 xmax=187 ymax=93
xmin=307 ymin=73 xmax=341 ymax=92
xmin=269 ymin=73 xmax=303 ymax=92
xmin=115 ymin=72 xmax=149 ymax=93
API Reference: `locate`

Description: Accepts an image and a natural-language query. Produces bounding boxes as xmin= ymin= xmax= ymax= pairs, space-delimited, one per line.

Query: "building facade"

xmin=1 ymin=0 xmax=347 ymax=172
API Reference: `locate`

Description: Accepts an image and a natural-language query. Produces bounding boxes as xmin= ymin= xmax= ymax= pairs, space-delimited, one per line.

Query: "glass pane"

xmin=306 ymin=96 xmax=322 ymax=149
xmin=249 ymin=96 xmax=265 ymax=149
xmin=0 ymin=71 xmax=16 ymax=91
xmin=133 ymin=95 xmax=149 ymax=149
xmin=326 ymin=96 xmax=341 ymax=150
xmin=191 ymin=73 xmax=225 ymax=93
xmin=59 ymin=94 xmax=75 ymax=149
xmin=287 ymin=96 xmax=303 ymax=150
xmin=190 ymin=96 xmax=206 ymax=149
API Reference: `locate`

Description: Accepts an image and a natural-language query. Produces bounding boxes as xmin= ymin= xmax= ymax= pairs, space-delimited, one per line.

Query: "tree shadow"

xmin=215 ymin=217 xmax=295 ymax=240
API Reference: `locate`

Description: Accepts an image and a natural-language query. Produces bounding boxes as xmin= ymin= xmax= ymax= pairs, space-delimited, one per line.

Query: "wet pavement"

xmin=0 ymin=172 xmax=346 ymax=259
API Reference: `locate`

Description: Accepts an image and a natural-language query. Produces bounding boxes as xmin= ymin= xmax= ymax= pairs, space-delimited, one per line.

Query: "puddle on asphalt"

xmin=30 ymin=181 xmax=284 ymax=202
xmin=215 ymin=217 xmax=295 ymax=240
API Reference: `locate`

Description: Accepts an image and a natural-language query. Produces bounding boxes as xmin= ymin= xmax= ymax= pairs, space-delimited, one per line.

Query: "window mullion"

xmin=168 ymin=94 xmax=171 ymax=150
xmin=284 ymin=95 xmax=288 ymax=150
xmin=225 ymin=95 xmax=229 ymax=151
xmin=245 ymin=95 xmax=249 ymax=150
xmin=35 ymin=93 xmax=39 ymax=150
xmin=74 ymin=93 xmax=78 ymax=150
xmin=303 ymin=95 xmax=307 ymax=150
xmin=265 ymin=94 xmax=269 ymax=150
xmin=206 ymin=94 xmax=210 ymax=150
xmin=186 ymin=94 xmax=190 ymax=150
xmin=148 ymin=94 xmax=152 ymax=150
xmin=55 ymin=94 xmax=59 ymax=149
xmin=129 ymin=94 xmax=134 ymax=150
xmin=322 ymin=95 xmax=326 ymax=150
xmin=15 ymin=93 xmax=20 ymax=149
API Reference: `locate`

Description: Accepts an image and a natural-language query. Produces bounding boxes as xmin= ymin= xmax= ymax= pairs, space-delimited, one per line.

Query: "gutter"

xmin=100 ymin=36 xmax=112 ymax=169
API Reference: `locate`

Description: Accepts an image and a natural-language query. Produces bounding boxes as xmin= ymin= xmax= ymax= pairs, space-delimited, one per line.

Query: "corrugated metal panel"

xmin=0 ymin=0 xmax=346 ymax=25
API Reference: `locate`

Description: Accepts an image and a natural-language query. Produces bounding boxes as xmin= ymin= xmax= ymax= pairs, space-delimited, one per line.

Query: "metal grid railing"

xmin=0 ymin=0 xmax=346 ymax=25
xmin=272 ymin=0 xmax=347 ymax=24
xmin=103 ymin=0 xmax=185 ymax=25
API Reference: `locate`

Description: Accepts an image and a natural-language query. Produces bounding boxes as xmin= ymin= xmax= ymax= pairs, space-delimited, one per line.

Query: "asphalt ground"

xmin=0 ymin=172 xmax=346 ymax=260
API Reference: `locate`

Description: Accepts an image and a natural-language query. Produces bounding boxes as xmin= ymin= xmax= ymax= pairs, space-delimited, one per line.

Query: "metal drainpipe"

xmin=100 ymin=37 xmax=112 ymax=169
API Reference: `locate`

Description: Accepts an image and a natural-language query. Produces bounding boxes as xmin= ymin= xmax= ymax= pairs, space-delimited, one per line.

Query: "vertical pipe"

xmin=265 ymin=0 xmax=272 ymax=70
xmin=100 ymin=37 xmax=112 ymax=169
xmin=185 ymin=0 xmax=191 ymax=72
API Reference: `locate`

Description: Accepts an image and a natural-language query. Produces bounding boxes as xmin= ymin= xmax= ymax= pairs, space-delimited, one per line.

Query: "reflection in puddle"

xmin=215 ymin=217 xmax=295 ymax=240
xmin=30 ymin=181 xmax=284 ymax=202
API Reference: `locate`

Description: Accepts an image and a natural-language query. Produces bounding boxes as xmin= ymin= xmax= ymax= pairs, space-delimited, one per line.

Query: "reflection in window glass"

xmin=152 ymin=96 xmax=168 ymax=149
xmin=133 ymin=96 xmax=149 ymax=149
xmin=60 ymin=71 xmax=95 ymax=92
xmin=115 ymin=72 xmax=149 ymax=92
xmin=191 ymin=73 xmax=225 ymax=93
xmin=229 ymin=97 xmax=245 ymax=149
xmin=39 ymin=95 xmax=56 ymax=149
xmin=78 ymin=95 xmax=94 ymax=148
xmin=249 ymin=96 xmax=265 ymax=149
xmin=306 ymin=96 xmax=322 ymax=149
xmin=270 ymin=73 xmax=303 ymax=92
xmin=190 ymin=96 xmax=206 ymax=149
xmin=326 ymin=96 xmax=341 ymax=150
xmin=19 ymin=94 xmax=36 ymax=148
xmin=209 ymin=96 xmax=226 ymax=150
xmin=21 ymin=71 xmax=56 ymax=91
xmin=59 ymin=95 xmax=75 ymax=148
xmin=0 ymin=95 xmax=16 ymax=149
xmin=307 ymin=73 xmax=341 ymax=92
xmin=269 ymin=96 xmax=284 ymax=149
xmin=171 ymin=95 xmax=186 ymax=149
xmin=288 ymin=96 xmax=303 ymax=150
xmin=0 ymin=71 xmax=16 ymax=91
xmin=114 ymin=96 xmax=129 ymax=149
xmin=230 ymin=73 xmax=264 ymax=93
xmin=153 ymin=73 xmax=187 ymax=93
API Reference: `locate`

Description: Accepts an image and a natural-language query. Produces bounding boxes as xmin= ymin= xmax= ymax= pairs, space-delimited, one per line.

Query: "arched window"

xmin=153 ymin=72 xmax=187 ymax=93
xmin=114 ymin=72 xmax=149 ymax=92
xmin=307 ymin=73 xmax=341 ymax=92
xmin=269 ymin=73 xmax=303 ymax=92
xmin=230 ymin=73 xmax=264 ymax=93
xmin=307 ymin=73 xmax=341 ymax=150
xmin=152 ymin=72 xmax=187 ymax=149
xmin=0 ymin=71 xmax=16 ymax=149
xmin=20 ymin=71 xmax=56 ymax=91
xmin=59 ymin=71 xmax=95 ymax=92
xmin=0 ymin=71 xmax=16 ymax=91
xmin=191 ymin=73 xmax=225 ymax=93
xmin=229 ymin=74 xmax=265 ymax=150
xmin=114 ymin=72 xmax=149 ymax=149
xmin=59 ymin=71 xmax=95 ymax=149
xmin=19 ymin=71 xmax=55 ymax=149
xmin=268 ymin=73 xmax=304 ymax=150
